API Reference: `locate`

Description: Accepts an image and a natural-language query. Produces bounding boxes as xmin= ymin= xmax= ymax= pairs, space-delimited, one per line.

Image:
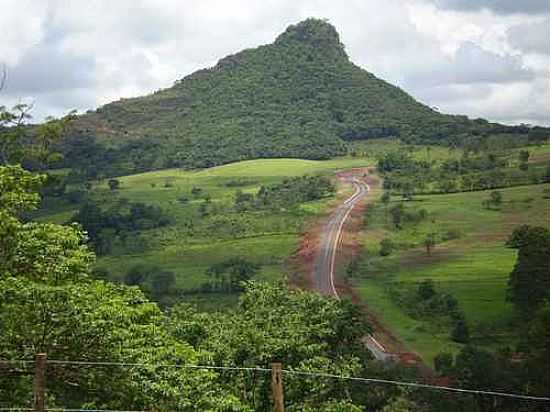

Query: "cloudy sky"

xmin=1 ymin=0 xmax=549 ymax=125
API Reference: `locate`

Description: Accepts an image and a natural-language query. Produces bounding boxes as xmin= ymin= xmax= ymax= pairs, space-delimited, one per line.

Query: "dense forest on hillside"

xmin=16 ymin=18 xmax=542 ymax=178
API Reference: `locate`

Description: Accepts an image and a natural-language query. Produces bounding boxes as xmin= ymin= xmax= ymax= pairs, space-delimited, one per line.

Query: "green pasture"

xmin=356 ymin=182 xmax=550 ymax=364
xmin=38 ymin=156 xmax=373 ymax=307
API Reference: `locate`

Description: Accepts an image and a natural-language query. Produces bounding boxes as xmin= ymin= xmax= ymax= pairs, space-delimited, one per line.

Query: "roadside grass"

xmin=356 ymin=182 xmax=550 ymax=364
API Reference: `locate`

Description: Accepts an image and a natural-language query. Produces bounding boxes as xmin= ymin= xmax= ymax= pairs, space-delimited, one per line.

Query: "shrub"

xmin=108 ymin=178 xmax=120 ymax=191
xmin=379 ymin=238 xmax=394 ymax=256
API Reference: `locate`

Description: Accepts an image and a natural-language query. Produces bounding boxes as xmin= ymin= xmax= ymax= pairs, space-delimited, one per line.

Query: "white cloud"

xmin=0 ymin=0 xmax=548 ymax=126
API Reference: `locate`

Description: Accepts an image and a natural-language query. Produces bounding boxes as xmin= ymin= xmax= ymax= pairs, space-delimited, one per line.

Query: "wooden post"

xmin=34 ymin=353 xmax=47 ymax=412
xmin=271 ymin=362 xmax=284 ymax=412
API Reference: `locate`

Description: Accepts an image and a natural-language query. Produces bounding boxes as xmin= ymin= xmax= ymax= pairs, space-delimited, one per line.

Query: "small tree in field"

xmin=451 ymin=317 xmax=470 ymax=343
xmin=108 ymin=178 xmax=120 ymax=191
xmin=379 ymin=238 xmax=394 ymax=256
xmin=423 ymin=233 xmax=436 ymax=255
xmin=483 ymin=190 xmax=502 ymax=210
xmin=381 ymin=191 xmax=391 ymax=222
xmin=390 ymin=203 xmax=404 ymax=229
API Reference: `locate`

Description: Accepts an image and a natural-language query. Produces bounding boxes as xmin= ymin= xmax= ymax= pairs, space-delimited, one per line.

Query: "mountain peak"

xmin=275 ymin=18 xmax=346 ymax=57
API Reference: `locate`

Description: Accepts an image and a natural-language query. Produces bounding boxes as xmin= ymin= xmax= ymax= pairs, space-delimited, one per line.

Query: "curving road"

xmin=312 ymin=174 xmax=391 ymax=361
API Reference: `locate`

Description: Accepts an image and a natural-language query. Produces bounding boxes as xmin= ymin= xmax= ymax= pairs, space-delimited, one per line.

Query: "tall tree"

xmin=506 ymin=226 xmax=550 ymax=314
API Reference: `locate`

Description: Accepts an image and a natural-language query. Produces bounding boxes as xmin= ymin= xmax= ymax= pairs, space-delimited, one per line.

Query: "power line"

xmin=282 ymin=370 xmax=550 ymax=402
xmin=2 ymin=359 xmax=549 ymax=403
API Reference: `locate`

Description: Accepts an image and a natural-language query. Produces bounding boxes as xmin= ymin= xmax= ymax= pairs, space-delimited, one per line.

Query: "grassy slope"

xmin=39 ymin=157 xmax=373 ymax=308
xmin=356 ymin=182 xmax=550 ymax=364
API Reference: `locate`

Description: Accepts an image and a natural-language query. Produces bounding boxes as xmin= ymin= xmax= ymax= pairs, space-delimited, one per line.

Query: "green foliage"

xmin=71 ymin=198 xmax=172 ymax=254
xmin=506 ymin=225 xmax=550 ymax=314
xmin=168 ymin=281 xmax=374 ymax=410
xmin=450 ymin=317 xmax=470 ymax=343
xmin=433 ymin=352 xmax=453 ymax=376
xmin=423 ymin=232 xmax=437 ymax=255
xmin=205 ymin=257 xmax=260 ymax=292
xmin=379 ymin=238 xmax=395 ymax=256
xmin=379 ymin=144 xmax=550 ymax=197
xmin=108 ymin=178 xmax=120 ymax=190
xmin=417 ymin=279 xmax=436 ymax=301
xmin=525 ymin=302 xmax=550 ymax=393
xmin=390 ymin=203 xmax=404 ymax=229
xmin=0 ymin=104 xmax=74 ymax=168
xmin=0 ymin=166 xmax=92 ymax=283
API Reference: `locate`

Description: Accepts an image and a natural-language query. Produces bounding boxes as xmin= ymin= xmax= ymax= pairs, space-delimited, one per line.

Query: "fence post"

xmin=34 ymin=353 xmax=47 ymax=412
xmin=271 ymin=362 xmax=284 ymax=412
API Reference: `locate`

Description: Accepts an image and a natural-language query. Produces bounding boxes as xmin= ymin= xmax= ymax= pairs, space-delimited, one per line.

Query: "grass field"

xmin=355 ymin=182 xmax=550 ymax=364
xmin=38 ymin=157 xmax=373 ymax=308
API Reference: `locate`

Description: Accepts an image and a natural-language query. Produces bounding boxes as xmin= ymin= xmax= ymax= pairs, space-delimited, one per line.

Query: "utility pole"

xmin=34 ymin=353 xmax=47 ymax=412
xmin=271 ymin=362 xmax=284 ymax=412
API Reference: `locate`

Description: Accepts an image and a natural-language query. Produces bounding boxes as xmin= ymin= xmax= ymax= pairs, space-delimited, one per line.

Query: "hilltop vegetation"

xmin=46 ymin=18 xmax=548 ymax=178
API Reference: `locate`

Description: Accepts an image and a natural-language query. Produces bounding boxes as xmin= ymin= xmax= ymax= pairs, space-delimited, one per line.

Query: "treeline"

xmin=379 ymin=146 xmax=550 ymax=196
xmin=234 ymin=175 xmax=335 ymax=211
xmin=71 ymin=198 xmax=172 ymax=255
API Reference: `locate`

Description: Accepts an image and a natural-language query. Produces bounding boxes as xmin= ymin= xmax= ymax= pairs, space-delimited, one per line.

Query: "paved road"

xmin=312 ymin=174 xmax=391 ymax=361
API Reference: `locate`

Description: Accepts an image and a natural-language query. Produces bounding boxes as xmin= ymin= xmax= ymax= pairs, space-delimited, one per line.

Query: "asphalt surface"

xmin=312 ymin=175 xmax=391 ymax=361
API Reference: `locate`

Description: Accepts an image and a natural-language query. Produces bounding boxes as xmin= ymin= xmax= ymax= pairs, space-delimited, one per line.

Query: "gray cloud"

xmin=1 ymin=0 xmax=549 ymax=126
xmin=507 ymin=18 xmax=550 ymax=55
xmin=5 ymin=44 xmax=95 ymax=94
xmin=433 ymin=0 xmax=550 ymax=15
xmin=405 ymin=42 xmax=534 ymax=87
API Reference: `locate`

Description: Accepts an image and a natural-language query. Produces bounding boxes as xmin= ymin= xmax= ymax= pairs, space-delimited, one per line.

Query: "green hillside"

xmin=59 ymin=18 xmax=541 ymax=178
xmin=353 ymin=152 xmax=550 ymax=364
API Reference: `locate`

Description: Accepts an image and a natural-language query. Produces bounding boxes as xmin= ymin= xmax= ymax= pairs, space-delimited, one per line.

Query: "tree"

xmin=206 ymin=257 xmax=260 ymax=292
xmin=423 ymin=233 xmax=437 ymax=255
xmin=168 ymin=281 xmax=373 ymax=410
xmin=381 ymin=191 xmax=391 ymax=222
xmin=108 ymin=178 xmax=120 ymax=191
xmin=418 ymin=279 xmax=436 ymax=301
xmin=434 ymin=352 xmax=454 ymax=376
xmin=0 ymin=98 xmax=73 ymax=168
xmin=482 ymin=190 xmax=502 ymax=209
xmin=519 ymin=149 xmax=530 ymax=163
xmin=390 ymin=203 xmax=404 ymax=229
xmin=0 ymin=165 xmax=236 ymax=411
xmin=507 ymin=225 xmax=550 ymax=314
xmin=379 ymin=238 xmax=394 ymax=256
xmin=452 ymin=346 xmax=497 ymax=389
xmin=124 ymin=264 xmax=151 ymax=286
xmin=525 ymin=302 xmax=550 ymax=394
xmin=151 ymin=270 xmax=176 ymax=300
xmin=451 ymin=317 xmax=470 ymax=343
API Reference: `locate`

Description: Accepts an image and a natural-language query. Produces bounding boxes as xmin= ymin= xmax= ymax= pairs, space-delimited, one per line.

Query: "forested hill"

xmin=61 ymin=18 xmax=539 ymax=176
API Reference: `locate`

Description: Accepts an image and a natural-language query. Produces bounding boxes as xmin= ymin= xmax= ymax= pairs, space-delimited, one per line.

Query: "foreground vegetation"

xmin=4 ymin=164 xmax=550 ymax=412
